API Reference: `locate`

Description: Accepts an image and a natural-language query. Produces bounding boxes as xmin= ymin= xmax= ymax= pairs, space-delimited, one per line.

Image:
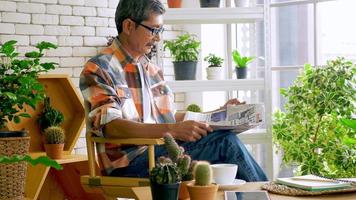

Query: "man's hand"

xmin=221 ymin=98 xmax=245 ymax=109
xmin=168 ymin=120 xmax=213 ymax=142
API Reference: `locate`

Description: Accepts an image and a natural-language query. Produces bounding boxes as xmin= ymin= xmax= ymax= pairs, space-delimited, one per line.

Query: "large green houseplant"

xmin=273 ymin=57 xmax=356 ymax=178
xmin=0 ymin=40 xmax=58 ymax=199
xmin=164 ymin=33 xmax=201 ymax=80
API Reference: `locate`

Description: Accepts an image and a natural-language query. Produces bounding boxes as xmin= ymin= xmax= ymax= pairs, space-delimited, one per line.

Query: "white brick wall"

xmin=0 ymin=0 xmax=182 ymax=155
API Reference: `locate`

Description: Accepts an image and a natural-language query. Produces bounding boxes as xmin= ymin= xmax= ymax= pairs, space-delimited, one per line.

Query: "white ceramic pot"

xmin=234 ymin=0 xmax=249 ymax=7
xmin=206 ymin=67 xmax=223 ymax=80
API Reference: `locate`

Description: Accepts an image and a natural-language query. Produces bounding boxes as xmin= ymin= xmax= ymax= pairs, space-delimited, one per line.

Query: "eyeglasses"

xmin=130 ymin=18 xmax=164 ymax=36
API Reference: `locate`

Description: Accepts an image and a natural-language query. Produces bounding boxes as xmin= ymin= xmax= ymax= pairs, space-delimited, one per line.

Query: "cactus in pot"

xmin=193 ymin=161 xmax=212 ymax=186
xmin=43 ymin=126 xmax=65 ymax=159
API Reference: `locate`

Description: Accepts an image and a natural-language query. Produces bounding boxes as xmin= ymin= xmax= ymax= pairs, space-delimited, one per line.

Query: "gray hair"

xmin=115 ymin=0 xmax=165 ymax=34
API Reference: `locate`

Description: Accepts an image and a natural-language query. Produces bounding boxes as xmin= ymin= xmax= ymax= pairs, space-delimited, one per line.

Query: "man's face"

xmin=127 ymin=13 xmax=164 ymax=56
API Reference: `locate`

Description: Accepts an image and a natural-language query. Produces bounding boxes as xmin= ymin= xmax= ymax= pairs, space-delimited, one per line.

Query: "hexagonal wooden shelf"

xmin=9 ymin=74 xmax=85 ymax=153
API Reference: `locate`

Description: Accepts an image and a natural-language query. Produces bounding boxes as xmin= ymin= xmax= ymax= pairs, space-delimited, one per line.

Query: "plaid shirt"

xmin=80 ymin=38 xmax=175 ymax=175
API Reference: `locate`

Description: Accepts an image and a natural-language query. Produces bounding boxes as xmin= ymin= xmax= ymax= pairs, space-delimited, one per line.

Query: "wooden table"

xmin=133 ymin=182 xmax=356 ymax=200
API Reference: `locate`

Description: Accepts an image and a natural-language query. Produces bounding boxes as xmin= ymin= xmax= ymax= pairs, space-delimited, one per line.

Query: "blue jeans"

xmin=110 ymin=130 xmax=268 ymax=181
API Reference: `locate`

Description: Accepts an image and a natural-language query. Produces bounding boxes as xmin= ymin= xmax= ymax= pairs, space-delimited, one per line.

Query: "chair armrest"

xmin=91 ymin=137 xmax=164 ymax=145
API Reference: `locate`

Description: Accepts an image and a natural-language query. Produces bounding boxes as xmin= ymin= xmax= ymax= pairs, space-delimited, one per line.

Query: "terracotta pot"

xmin=168 ymin=0 xmax=182 ymax=8
xmin=187 ymin=182 xmax=218 ymax=200
xmin=179 ymin=180 xmax=194 ymax=200
xmin=44 ymin=143 xmax=64 ymax=159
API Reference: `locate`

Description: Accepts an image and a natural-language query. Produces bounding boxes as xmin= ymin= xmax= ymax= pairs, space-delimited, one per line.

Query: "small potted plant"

xmin=204 ymin=54 xmax=224 ymax=80
xmin=187 ymin=161 xmax=218 ymax=200
xmin=168 ymin=0 xmax=182 ymax=8
xmin=43 ymin=126 xmax=65 ymax=159
xmin=186 ymin=104 xmax=202 ymax=113
xmin=150 ymin=156 xmax=181 ymax=200
xmin=232 ymin=50 xmax=255 ymax=79
xmin=200 ymin=0 xmax=221 ymax=7
xmin=164 ymin=133 xmax=196 ymax=200
xmin=37 ymin=97 xmax=64 ymax=133
xmin=164 ymin=33 xmax=201 ymax=80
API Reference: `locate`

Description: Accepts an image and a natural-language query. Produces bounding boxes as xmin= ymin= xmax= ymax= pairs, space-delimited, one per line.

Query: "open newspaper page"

xmin=183 ymin=104 xmax=263 ymax=133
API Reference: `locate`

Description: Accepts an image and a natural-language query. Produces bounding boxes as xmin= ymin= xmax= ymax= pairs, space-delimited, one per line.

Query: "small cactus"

xmin=193 ymin=161 xmax=212 ymax=186
xmin=150 ymin=161 xmax=181 ymax=184
xmin=186 ymin=104 xmax=202 ymax=112
xmin=44 ymin=126 xmax=65 ymax=144
xmin=164 ymin=133 xmax=183 ymax=162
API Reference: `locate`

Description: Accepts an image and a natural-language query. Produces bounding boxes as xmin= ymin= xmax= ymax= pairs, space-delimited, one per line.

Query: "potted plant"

xmin=164 ymin=133 xmax=196 ymax=200
xmin=200 ymin=0 xmax=221 ymax=7
xmin=43 ymin=126 xmax=65 ymax=159
xmin=187 ymin=161 xmax=218 ymax=200
xmin=0 ymin=40 xmax=57 ymax=199
xmin=204 ymin=54 xmax=224 ymax=80
xmin=273 ymin=58 xmax=356 ymax=178
xmin=164 ymin=33 xmax=201 ymax=80
xmin=186 ymin=104 xmax=202 ymax=113
xmin=150 ymin=156 xmax=181 ymax=200
xmin=234 ymin=0 xmax=249 ymax=7
xmin=168 ymin=0 xmax=182 ymax=8
xmin=37 ymin=97 xmax=64 ymax=133
xmin=232 ymin=50 xmax=255 ymax=79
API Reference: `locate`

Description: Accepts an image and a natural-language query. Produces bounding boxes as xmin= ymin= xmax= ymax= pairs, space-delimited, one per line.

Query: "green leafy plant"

xmin=232 ymin=50 xmax=254 ymax=68
xmin=164 ymin=133 xmax=195 ymax=181
xmin=163 ymin=33 xmax=201 ymax=62
xmin=0 ymin=155 xmax=62 ymax=170
xmin=37 ymin=97 xmax=64 ymax=132
xmin=44 ymin=126 xmax=65 ymax=144
xmin=204 ymin=54 xmax=223 ymax=67
xmin=273 ymin=57 xmax=356 ymax=178
xmin=193 ymin=161 xmax=212 ymax=186
xmin=150 ymin=157 xmax=181 ymax=184
xmin=186 ymin=104 xmax=202 ymax=113
xmin=0 ymin=40 xmax=58 ymax=129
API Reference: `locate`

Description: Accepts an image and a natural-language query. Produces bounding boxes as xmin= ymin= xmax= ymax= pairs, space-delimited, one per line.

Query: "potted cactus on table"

xmin=187 ymin=161 xmax=218 ymax=200
xmin=43 ymin=126 xmax=65 ymax=159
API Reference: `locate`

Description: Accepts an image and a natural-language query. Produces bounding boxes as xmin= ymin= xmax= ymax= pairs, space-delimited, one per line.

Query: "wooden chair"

xmin=80 ymin=103 xmax=164 ymax=199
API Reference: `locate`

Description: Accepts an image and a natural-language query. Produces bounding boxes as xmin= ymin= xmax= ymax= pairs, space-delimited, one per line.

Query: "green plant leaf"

xmin=0 ymin=155 xmax=63 ymax=170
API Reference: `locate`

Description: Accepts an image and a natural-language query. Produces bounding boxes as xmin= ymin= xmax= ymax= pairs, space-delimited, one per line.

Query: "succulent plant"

xmin=186 ymin=104 xmax=202 ymax=113
xmin=193 ymin=161 xmax=212 ymax=186
xmin=164 ymin=133 xmax=194 ymax=181
xmin=150 ymin=161 xmax=181 ymax=184
xmin=37 ymin=97 xmax=64 ymax=132
xmin=44 ymin=126 xmax=65 ymax=144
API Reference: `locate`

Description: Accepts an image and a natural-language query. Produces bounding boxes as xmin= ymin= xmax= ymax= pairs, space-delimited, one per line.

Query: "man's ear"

xmin=122 ymin=18 xmax=134 ymax=35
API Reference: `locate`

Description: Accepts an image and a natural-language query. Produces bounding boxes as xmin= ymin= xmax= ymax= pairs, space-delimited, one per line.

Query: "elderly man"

xmin=80 ymin=0 xmax=267 ymax=181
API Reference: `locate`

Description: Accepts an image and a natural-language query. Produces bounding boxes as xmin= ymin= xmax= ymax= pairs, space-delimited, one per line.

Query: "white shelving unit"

xmin=163 ymin=2 xmax=274 ymax=179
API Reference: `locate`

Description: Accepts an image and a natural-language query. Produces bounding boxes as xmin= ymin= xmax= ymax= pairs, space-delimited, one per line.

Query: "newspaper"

xmin=183 ymin=104 xmax=263 ymax=133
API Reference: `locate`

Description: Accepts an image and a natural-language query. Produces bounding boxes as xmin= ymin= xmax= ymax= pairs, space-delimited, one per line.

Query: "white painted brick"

xmin=44 ymin=25 xmax=70 ymax=35
xmin=73 ymin=6 xmax=96 ymax=16
xmin=75 ymin=137 xmax=86 ymax=148
xmin=16 ymin=24 xmax=44 ymax=35
xmin=30 ymin=36 xmax=57 ymax=45
xmin=0 ymin=35 xmax=29 ymax=45
xmin=31 ymin=0 xmax=57 ymax=4
xmin=84 ymin=36 xmax=106 ymax=46
xmin=84 ymin=0 xmax=107 ymax=8
xmin=85 ymin=17 xmax=108 ymax=27
xmin=47 ymin=67 xmax=73 ymax=75
xmin=97 ymin=8 xmax=115 ymax=17
xmin=2 ymin=12 xmax=30 ymax=23
xmin=58 ymin=36 xmax=83 ymax=46
xmin=108 ymin=0 xmax=119 ymax=8
xmin=80 ymin=128 xmax=86 ymax=137
xmin=60 ymin=57 xmax=85 ymax=67
xmin=32 ymin=14 xmax=59 ymax=25
xmin=59 ymin=0 xmax=84 ymax=6
xmin=41 ymin=57 xmax=60 ymax=64
xmin=46 ymin=47 xmax=72 ymax=57
xmin=46 ymin=5 xmax=72 ymax=15
xmin=12 ymin=0 xmax=28 ymax=2
xmin=0 ymin=1 xmax=16 ymax=12
xmin=73 ymin=47 xmax=97 ymax=57
xmin=60 ymin=16 xmax=84 ymax=26
xmin=71 ymin=77 xmax=80 ymax=87
xmin=108 ymin=18 xmax=116 ymax=27
xmin=74 ymin=147 xmax=87 ymax=155
xmin=73 ymin=67 xmax=83 ymax=77
xmin=17 ymin=46 xmax=37 ymax=56
xmin=17 ymin=3 xmax=45 ymax=13
xmin=0 ymin=23 xmax=15 ymax=34
xmin=71 ymin=26 xmax=95 ymax=36
xmin=0 ymin=13 xmax=1 ymax=22
xmin=96 ymin=27 xmax=117 ymax=37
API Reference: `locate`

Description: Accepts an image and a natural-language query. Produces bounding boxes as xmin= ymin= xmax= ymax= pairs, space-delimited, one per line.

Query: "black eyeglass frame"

xmin=129 ymin=18 xmax=164 ymax=36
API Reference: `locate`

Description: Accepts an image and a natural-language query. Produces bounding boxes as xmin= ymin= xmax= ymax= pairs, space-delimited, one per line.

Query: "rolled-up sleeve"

xmin=80 ymin=62 xmax=122 ymax=135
